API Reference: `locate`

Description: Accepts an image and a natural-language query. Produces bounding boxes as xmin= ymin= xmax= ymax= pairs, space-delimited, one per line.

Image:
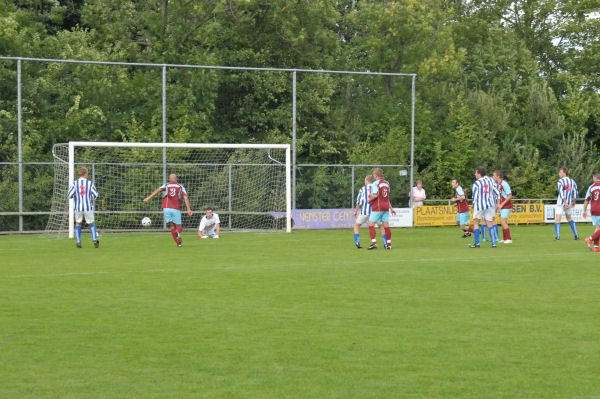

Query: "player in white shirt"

xmin=555 ymin=167 xmax=579 ymax=240
xmin=67 ymin=166 xmax=99 ymax=248
xmin=198 ymin=208 xmax=220 ymax=239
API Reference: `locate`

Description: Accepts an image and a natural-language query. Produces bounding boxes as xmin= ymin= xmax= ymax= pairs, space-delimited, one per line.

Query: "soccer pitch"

xmin=1 ymin=226 xmax=599 ymax=398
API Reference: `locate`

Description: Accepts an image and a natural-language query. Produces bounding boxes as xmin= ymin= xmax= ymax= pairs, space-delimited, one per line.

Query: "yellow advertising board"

xmin=413 ymin=203 xmax=544 ymax=227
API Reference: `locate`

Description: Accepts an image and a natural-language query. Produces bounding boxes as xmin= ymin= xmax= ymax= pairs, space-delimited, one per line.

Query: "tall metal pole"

xmin=292 ymin=70 xmax=297 ymax=210
xmin=228 ymin=164 xmax=232 ymax=229
xmin=162 ymin=66 xmax=167 ymax=229
xmin=410 ymin=75 xmax=416 ymax=213
xmin=351 ymin=166 xmax=355 ymax=208
xmin=17 ymin=59 xmax=23 ymax=231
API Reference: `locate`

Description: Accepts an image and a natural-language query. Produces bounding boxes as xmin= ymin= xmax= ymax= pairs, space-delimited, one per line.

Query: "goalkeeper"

xmin=198 ymin=208 xmax=220 ymax=239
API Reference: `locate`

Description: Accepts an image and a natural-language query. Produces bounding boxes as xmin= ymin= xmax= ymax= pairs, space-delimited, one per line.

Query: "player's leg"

xmin=164 ymin=209 xmax=180 ymax=246
xmin=459 ymin=212 xmax=471 ymax=237
xmin=74 ymin=211 xmax=83 ymax=248
xmin=381 ymin=213 xmax=391 ymax=249
xmin=354 ymin=215 xmax=368 ymax=248
xmin=377 ymin=224 xmax=387 ymax=247
xmin=84 ymin=212 xmax=99 ymax=248
xmin=367 ymin=213 xmax=380 ymax=249
xmin=555 ymin=208 xmax=563 ymax=239
xmin=484 ymin=209 xmax=498 ymax=247
xmin=585 ymin=219 xmax=600 ymax=251
xmin=480 ymin=223 xmax=487 ymax=242
xmin=565 ymin=210 xmax=579 ymax=239
xmin=500 ymin=209 xmax=511 ymax=243
xmin=470 ymin=213 xmax=481 ymax=247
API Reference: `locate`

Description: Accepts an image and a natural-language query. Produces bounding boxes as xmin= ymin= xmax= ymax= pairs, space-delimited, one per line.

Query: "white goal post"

xmin=47 ymin=141 xmax=291 ymax=237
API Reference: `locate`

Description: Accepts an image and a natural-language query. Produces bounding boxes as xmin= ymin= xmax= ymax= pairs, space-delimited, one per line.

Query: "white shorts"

xmin=200 ymin=226 xmax=217 ymax=237
xmin=555 ymin=205 xmax=573 ymax=216
xmin=473 ymin=208 xmax=495 ymax=222
xmin=75 ymin=211 xmax=95 ymax=224
xmin=355 ymin=214 xmax=369 ymax=225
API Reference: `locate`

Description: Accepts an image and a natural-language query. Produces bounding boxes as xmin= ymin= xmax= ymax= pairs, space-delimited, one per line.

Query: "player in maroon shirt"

xmin=144 ymin=173 xmax=193 ymax=247
xmin=367 ymin=168 xmax=396 ymax=250
xmin=451 ymin=178 xmax=473 ymax=238
xmin=582 ymin=173 xmax=600 ymax=252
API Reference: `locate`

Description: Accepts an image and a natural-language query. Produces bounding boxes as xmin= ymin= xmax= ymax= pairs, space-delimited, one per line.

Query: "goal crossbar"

xmin=66 ymin=142 xmax=292 ymax=237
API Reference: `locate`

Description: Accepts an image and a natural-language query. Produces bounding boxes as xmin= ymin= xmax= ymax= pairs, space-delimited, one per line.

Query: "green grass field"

xmin=1 ymin=225 xmax=599 ymax=398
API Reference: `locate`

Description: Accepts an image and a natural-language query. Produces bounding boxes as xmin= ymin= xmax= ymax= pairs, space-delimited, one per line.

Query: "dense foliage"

xmin=2 ymin=0 xmax=600 ymax=228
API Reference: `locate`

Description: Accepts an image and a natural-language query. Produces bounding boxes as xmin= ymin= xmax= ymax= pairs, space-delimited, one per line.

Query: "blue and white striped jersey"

xmin=68 ymin=178 xmax=98 ymax=212
xmin=472 ymin=176 xmax=499 ymax=212
xmin=557 ymin=177 xmax=578 ymax=206
xmin=356 ymin=185 xmax=372 ymax=216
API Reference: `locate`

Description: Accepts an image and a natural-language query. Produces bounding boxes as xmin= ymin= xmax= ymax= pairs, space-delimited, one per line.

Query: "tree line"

xmin=1 ymin=0 xmax=600 ymax=229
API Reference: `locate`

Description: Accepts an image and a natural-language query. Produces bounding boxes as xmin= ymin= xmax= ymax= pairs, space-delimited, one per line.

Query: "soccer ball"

xmin=141 ymin=217 xmax=152 ymax=227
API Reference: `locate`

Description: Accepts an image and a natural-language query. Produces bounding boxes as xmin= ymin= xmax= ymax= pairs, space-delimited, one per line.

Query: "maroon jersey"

xmin=160 ymin=182 xmax=187 ymax=210
xmin=496 ymin=179 xmax=513 ymax=209
xmin=371 ymin=179 xmax=391 ymax=212
xmin=586 ymin=182 xmax=600 ymax=216
xmin=455 ymin=186 xmax=470 ymax=213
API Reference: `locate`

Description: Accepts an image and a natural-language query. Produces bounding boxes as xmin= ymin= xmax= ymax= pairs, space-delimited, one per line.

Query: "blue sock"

xmin=555 ymin=223 xmax=560 ymax=238
xmin=382 ymin=234 xmax=388 ymax=247
xmin=474 ymin=229 xmax=480 ymax=245
xmin=75 ymin=225 xmax=82 ymax=244
xmin=481 ymin=225 xmax=487 ymax=240
xmin=90 ymin=225 xmax=98 ymax=241
xmin=569 ymin=220 xmax=578 ymax=237
xmin=354 ymin=233 xmax=359 ymax=244
xmin=491 ymin=225 xmax=498 ymax=244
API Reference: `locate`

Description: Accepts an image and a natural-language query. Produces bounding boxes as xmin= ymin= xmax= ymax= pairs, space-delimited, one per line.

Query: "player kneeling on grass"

xmin=451 ymin=178 xmax=472 ymax=238
xmin=198 ymin=208 xmax=220 ymax=239
xmin=144 ymin=174 xmax=193 ymax=248
xmin=582 ymin=172 xmax=600 ymax=252
xmin=68 ymin=166 xmax=99 ymax=248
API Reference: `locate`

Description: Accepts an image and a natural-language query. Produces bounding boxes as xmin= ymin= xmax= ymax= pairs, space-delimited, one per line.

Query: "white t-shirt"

xmin=412 ymin=187 xmax=426 ymax=206
xmin=199 ymin=213 xmax=220 ymax=233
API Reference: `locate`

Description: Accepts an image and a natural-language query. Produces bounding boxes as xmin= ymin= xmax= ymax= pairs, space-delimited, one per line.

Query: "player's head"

xmin=169 ymin=173 xmax=178 ymax=182
xmin=475 ymin=167 xmax=486 ymax=178
xmin=372 ymin=168 xmax=383 ymax=179
xmin=451 ymin=178 xmax=459 ymax=189
xmin=559 ymin=167 xmax=568 ymax=177
xmin=593 ymin=172 xmax=600 ymax=182
xmin=364 ymin=175 xmax=374 ymax=185
xmin=205 ymin=207 xmax=213 ymax=218
xmin=493 ymin=170 xmax=503 ymax=182
xmin=416 ymin=180 xmax=423 ymax=189
xmin=77 ymin=167 xmax=88 ymax=178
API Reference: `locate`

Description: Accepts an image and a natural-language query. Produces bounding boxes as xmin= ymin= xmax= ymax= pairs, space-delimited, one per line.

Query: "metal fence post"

xmin=162 ymin=65 xmax=167 ymax=229
xmin=228 ymin=164 xmax=232 ymax=229
xmin=351 ymin=166 xmax=355 ymax=208
xmin=17 ymin=58 xmax=23 ymax=231
xmin=292 ymin=70 xmax=297 ymax=210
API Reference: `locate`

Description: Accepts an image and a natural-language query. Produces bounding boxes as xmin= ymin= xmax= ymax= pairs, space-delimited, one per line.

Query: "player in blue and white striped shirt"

xmin=67 ymin=166 xmax=99 ymax=248
xmin=470 ymin=167 xmax=500 ymax=248
xmin=555 ymin=167 xmax=579 ymax=240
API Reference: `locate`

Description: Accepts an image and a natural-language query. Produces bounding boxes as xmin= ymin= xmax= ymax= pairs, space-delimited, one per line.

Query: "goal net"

xmin=46 ymin=142 xmax=291 ymax=237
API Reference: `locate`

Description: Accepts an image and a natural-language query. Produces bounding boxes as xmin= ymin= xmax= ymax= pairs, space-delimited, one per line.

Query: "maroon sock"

xmin=171 ymin=228 xmax=179 ymax=244
xmin=176 ymin=225 xmax=182 ymax=234
xmin=592 ymin=230 xmax=600 ymax=241
xmin=385 ymin=227 xmax=391 ymax=241
xmin=467 ymin=226 xmax=474 ymax=233
xmin=368 ymin=225 xmax=377 ymax=242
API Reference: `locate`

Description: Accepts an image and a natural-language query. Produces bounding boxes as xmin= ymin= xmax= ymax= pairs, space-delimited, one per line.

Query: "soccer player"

xmin=367 ymin=168 xmax=396 ymax=250
xmin=353 ymin=175 xmax=391 ymax=248
xmin=67 ymin=166 xmax=99 ymax=248
xmin=582 ymin=172 xmax=600 ymax=252
xmin=493 ymin=170 xmax=513 ymax=243
xmin=198 ymin=208 xmax=220 ymax=239
xmin=555 ymin=167 xmax=579 ymax=240
xmin=143 ymin=174 xmax=193 ymax=247
xmin=450 ymin=178 xmax=472 ymax=238
xmin=470 ymin=167 xmax=500 ymax=248
xmin=353 ymin=175 xmax=374 ymax=248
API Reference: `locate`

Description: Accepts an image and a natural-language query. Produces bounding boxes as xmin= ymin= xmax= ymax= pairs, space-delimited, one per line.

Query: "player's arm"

xmin=583 ymin=198 xmax=590 ymax=219
xmin=198 ymin=217 xmax=205 ymax=238
xmin=389 ymin=201 xmax=396 ymax=216
xmin=215 ymin=223 xmax=220 ymax=238
xmin=183 ymin=194 xmax=192 ymax=216
xmin=67 ymin=182 xmax=75 ymax=199
xmin=143 ymin=188 xmax=162 ymax=202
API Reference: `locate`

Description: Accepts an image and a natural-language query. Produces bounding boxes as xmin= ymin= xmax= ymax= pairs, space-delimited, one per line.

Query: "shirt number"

xmin=483 ymin=184 xmax=489 ymax=194
xmin=169 ymin=188 xmax=177 ymax=197
xmin=79 ymin=185 xmax=86 ymax=196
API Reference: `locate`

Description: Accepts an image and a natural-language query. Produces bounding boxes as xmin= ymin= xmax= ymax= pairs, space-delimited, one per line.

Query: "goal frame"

xmin=67 ymin=141 xmax=292 ymax=238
